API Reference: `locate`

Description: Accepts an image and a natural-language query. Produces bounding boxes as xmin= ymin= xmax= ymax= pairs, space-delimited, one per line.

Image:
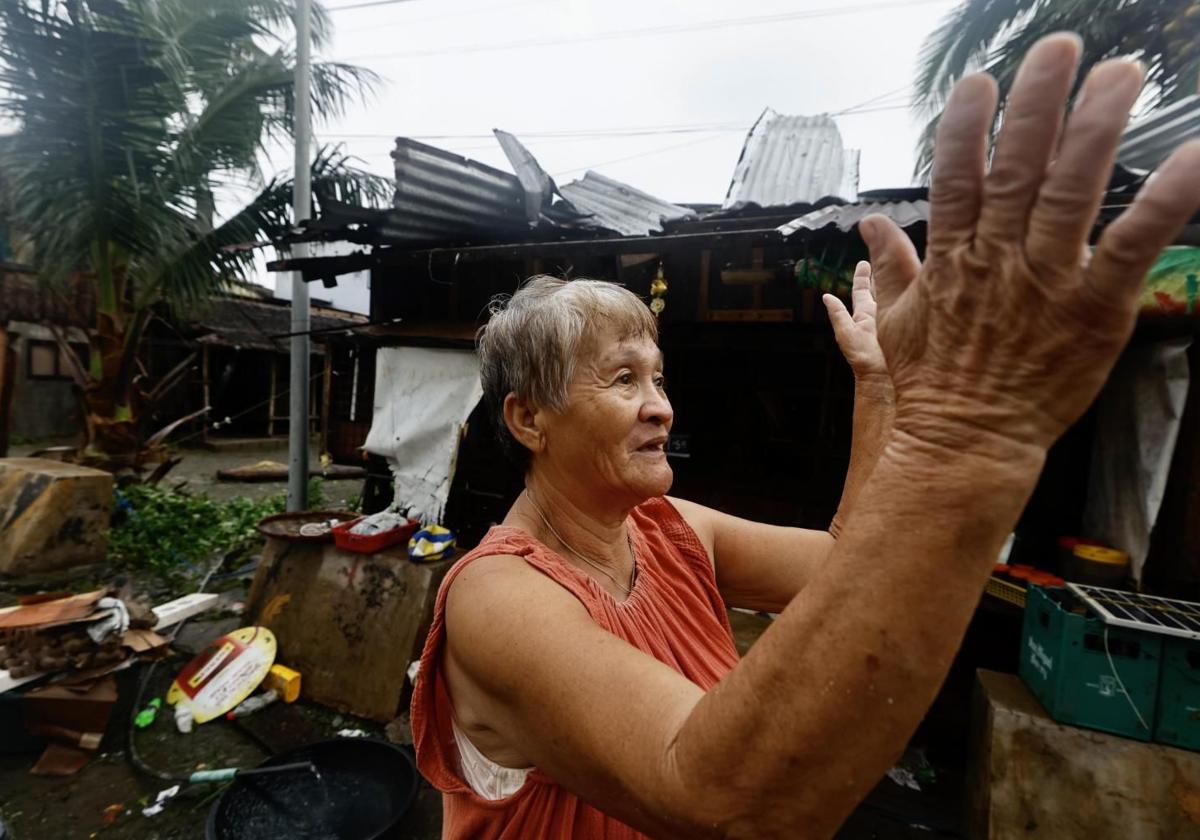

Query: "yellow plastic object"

xmin=262 ymin=663 xmax=302 ymax=704
xmin=1072 ymin=545 xmax=1129 ymax=566
xmin=166 ymin=627 xmax=276 ymax=724
xmin=985 ymin=575 xmax=1027 ymax=609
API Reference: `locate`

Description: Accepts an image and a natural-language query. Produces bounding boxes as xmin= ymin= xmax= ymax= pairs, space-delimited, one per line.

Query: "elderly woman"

xmin=411 ymin=35 xmax=1200 ymax=840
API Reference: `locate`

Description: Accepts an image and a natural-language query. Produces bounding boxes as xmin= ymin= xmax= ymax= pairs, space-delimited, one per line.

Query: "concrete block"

xmin=0 ymin=458 xmax=111 ymax=577
xmin=967 ymin=669 xmax=1200 ymax=839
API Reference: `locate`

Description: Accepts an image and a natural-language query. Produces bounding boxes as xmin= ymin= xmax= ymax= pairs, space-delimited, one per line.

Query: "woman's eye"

xmin=653 ymin=375 xmax=666 ymax=388
xmin=618 ymin=372 xmax=634 ymax=385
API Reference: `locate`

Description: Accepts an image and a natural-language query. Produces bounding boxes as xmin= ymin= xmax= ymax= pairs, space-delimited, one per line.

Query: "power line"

xmin=326 ymin=0 xmax=426 ymax=11
xmin=338 ymin=0 xmax=955 ymax=61
xmin=338 ymin=0 xmax=549 ymax=33
xmin=550 ymin=132 xmax=736 ymax=178
xmin=834 ymin=103 xmax=911 ymax=116
xmin=318 ymin=122 xmax=751 ymax=140
xmin=830 ymin=84 xmax=913 ymax=114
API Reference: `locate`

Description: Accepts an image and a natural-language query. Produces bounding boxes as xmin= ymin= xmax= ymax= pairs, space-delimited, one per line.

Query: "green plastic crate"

xmin=1019 ymin=585 xmax=1161 ymax=741
xmin=1155 ymin=637 xmax=1200 ymax=750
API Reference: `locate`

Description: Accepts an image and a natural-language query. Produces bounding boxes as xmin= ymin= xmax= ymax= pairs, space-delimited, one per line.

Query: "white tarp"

xmin=363 ymin=346 xmax=483 ymax=524
xmin=1083 ymin=338 xmax=1191 ymax=583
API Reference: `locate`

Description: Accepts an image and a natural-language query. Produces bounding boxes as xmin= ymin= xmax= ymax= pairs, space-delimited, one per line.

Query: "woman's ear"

xmin=503 ymin=392 xmax=545 ymax=455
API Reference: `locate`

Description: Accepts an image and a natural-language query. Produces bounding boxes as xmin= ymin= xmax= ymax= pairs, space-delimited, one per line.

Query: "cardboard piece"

xmin=30 ymin=742 xmax=92 ymax=776
xmin=22 ymin=676 xmax=117 ymax=776
xmin=0 ymin=590 xmax=105 ymax=630
xmin=121 ymin=629 xmax=169 ymax=653
xmin=23 ymin=676 xmax=117 ymax=736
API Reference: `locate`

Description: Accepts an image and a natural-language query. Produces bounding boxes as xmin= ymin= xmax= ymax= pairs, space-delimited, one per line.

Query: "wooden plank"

xmin=706 ymin=309 xmax=793 ymax=323
xmin=751 ymin=247 xmax=765 ymax=310
xmin=719 ymin=269 xmax=774 ymax=285
xmin=320 ymin=352 xmax=333 ymax=454
xmin=151 ymin=592 xmax=220 ymax=630
xmin=0 ymin=668 xmax=44 ymax=694
xmin=267 ymin=227 xmax=786 ymax=276
xmin=0 ymin=325 xmax=11 ymax=458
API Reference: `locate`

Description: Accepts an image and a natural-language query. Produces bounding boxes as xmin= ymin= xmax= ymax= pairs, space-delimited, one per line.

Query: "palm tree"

xmin=0 ymin=0 xmax=392 ymax=465
xmin=913 ymin=0 xmax=1200 ymax=179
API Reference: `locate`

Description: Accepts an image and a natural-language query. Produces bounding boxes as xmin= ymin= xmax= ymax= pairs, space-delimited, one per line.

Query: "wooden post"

xmin=0 ymin=324 xmax=12 ymax=458
xmin=751 ymin=247 xmax=765 ymax=310
xmin=267 ymin=355 xmax=278 ymax=437
xmin=320 ymin=350 xmax=333 ymax=455
xmin=201 ymin=344 xmax=211 ymax=444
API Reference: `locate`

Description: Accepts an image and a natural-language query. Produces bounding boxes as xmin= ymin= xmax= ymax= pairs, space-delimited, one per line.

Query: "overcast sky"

xmin=288 ymin=0 xmax=959 ymax=205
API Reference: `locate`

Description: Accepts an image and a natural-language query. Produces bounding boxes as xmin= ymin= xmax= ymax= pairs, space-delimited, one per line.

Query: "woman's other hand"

xmin=823 ymin=260 xmax=892 ymax=388
xmin=861 ymin=34 xmax=1200 ymax=463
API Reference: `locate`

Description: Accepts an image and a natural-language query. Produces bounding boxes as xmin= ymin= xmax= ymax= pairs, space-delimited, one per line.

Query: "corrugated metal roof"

xmin=194 ymin=297 xmax=365 ymax=352
xmin=776 ymin=200 xmax=930 ymax=238
xmin=386 ymin=137 xmax=595 ymax=246
xmin=559 ymin=171 xmax=696 ymax=237
xmin=1119 ymin=95 xmax=1200 ymax=172
xmin=724 ymin=109 xmax=859 ymax=209
xmin=388 ymin=137 xmax=533 ymax=244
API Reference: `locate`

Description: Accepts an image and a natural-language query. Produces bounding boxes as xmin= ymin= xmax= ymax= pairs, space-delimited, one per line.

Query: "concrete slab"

xmin=967 ymin=669 xmax=1200 ymax=839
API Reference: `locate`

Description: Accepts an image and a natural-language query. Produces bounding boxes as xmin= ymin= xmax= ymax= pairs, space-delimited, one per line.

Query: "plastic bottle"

xmin=225 ymin=690 xmax=279 ymax=719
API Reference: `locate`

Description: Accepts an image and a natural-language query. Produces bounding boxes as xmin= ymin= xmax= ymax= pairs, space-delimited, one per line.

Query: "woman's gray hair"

xmin=478 ymin=275 xmax=658 ymax=468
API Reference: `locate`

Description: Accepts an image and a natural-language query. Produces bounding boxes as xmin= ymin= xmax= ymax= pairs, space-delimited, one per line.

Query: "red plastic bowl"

xmin=331 ymin=517 xmax=419 ymax=554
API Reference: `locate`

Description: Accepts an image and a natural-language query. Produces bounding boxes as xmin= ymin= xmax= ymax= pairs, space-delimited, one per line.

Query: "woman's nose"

xmin=640 ymin=387 xmax=673 ymax=426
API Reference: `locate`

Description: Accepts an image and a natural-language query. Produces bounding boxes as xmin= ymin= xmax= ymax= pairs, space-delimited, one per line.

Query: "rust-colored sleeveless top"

xmin=411 ymin=496 xmax=740 ymax=839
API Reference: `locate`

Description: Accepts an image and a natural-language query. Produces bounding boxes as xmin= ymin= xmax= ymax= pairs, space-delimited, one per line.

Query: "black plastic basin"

xmin=206 ymin=738 xmax=418 ymax=840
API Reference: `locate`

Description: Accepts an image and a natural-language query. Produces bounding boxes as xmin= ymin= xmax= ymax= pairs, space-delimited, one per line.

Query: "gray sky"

xmin=296 ymin=0 xmax=959 ymax=204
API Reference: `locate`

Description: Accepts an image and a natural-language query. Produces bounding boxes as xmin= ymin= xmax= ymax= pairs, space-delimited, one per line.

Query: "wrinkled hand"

xmin=862 ymin=34 xmax=1200 ymax=461
xmin=824 ymin=261 xmax=890 ymax=386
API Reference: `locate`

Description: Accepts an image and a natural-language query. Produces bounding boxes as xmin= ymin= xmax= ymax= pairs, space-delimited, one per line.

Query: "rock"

xmin=0 ymin=458 xmax=112 ymax=578
xmin=384 ymin=711 xmax=413 ymax=746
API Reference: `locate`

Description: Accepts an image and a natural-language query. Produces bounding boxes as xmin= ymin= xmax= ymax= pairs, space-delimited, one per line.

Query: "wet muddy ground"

xmin=1 ymin=443 xmax=963 ymax=838
xmin=0 ymin=608 xmax=443 ymax=840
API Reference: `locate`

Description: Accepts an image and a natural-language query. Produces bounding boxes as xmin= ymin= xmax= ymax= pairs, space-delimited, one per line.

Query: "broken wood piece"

xmin=0 ymin=668 xmax=44 ymax=694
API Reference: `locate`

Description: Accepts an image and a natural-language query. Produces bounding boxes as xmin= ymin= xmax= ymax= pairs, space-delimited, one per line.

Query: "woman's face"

xmin=539 ymin=325 xmax=674 ymax=506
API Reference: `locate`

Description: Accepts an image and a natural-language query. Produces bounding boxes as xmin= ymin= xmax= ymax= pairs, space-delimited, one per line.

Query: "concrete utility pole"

xmin=287 ymin=0 xmax=313 ymax=512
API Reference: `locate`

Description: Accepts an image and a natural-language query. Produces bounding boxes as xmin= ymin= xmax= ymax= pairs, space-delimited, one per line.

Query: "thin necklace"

xmin=524 ymin=488 xmax=637 ymax=597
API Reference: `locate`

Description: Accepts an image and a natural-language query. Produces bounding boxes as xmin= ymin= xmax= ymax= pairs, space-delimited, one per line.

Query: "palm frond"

xmin=912 ymin=0 xmax=1200 ymax=181
xmin=144 ymin=145 xmax=390 ymax=308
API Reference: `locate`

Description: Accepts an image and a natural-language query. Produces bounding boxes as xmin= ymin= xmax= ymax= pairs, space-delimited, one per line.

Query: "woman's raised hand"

xmin=861 ymin=33 xmax=1200 ymax=463
xmin=824 ymin=261 xmax=890 ymax=386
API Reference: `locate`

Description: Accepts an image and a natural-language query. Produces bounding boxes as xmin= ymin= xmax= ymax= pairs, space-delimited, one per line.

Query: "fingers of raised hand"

xmin=859 ymin=215 xmax=920 ymax=313
xmin=850 ymin=260 xmax=875 ymax=321
xmin=1088 ymin=140 xmax=1200 ymax=309
xmin=927 ymin=74 xmax=998 ymax=253
xmin=976 ymin=33 xmax=1082 ymax=240
xmin=1026 ymin=59 xmax=1145 ymax=269
xmin=822 ymin=292 xmax=853 ymax=334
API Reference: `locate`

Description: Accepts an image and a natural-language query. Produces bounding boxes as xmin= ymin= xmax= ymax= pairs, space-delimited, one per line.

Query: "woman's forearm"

xmin=666 ymin=432 xmax=1043 ymax=839
xmin=829 ymin=375 xmax=894 ymax=539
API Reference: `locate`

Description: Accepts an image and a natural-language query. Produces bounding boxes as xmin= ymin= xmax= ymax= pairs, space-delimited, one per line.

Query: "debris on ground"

xmin=166 ymin=626 xmax=276 ymax=724
xmin=140 ymin=784 xmax=180 ymax=817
